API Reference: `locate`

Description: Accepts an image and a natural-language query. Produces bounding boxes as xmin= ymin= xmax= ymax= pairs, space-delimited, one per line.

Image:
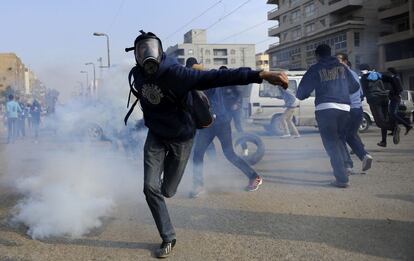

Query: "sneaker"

xmin=243 ymin=149 xmax=249 ymax=156
xmin=189 ymin=186 xmax=205 ymax=198
xmin=246 ymin=176 xmax=263 ymax=192
xmin=362 ymin=154 xmax=373 ymax=172
xmin=393 ymin=126 xmax=401 ymax=144
xmin=155 ymin=239 xmax=176 ymax=258
xmin=330 ymin=180 xmax=349 ymax=188
xmin=405 ymin=126 xmax=412 ymax=135
xmin=280 ymin=134 xmax=291 ymax=139
xmin=377 ymin=141 xmax=387 ymax=147
xmin=292 ymin=135 xmax=301 ymax=138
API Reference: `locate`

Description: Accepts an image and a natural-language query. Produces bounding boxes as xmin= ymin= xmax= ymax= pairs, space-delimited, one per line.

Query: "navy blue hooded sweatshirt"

xmin=296 ymin=56 xmax=359 ymax=106
xmin=131 ymin=54 xmax=262 ymax=141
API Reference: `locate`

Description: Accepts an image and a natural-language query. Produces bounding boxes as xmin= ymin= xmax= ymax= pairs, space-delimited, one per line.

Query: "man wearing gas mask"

xmin=125 ymin=31 xmax=288 ymax=258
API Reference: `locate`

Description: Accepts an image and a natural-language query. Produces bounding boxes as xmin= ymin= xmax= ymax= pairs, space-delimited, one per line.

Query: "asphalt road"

xmin=0 ymin=126 xmax=413 ymax=261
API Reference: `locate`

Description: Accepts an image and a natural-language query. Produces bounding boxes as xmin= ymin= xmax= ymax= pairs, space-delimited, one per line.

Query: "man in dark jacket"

xmin=126 ymin=31 xmax=288 ymax=258
xmin=359 ymin=64 xmax=401 ymax=147
xmin=191 ymin=66 xmax=263 ymax=198
xmin=386 ymin=68 xmax=412 ymax=135
xmin=296 ymin=44 xmax=359 ymax=188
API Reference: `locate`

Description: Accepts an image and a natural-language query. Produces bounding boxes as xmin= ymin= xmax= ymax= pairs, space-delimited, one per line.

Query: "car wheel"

xmin=359 ymin=114 xmax=370 ymax=133
xmin=269 ymin=115 xmax=285 ymax=136
xmin=233 ymin=132 xmax=265 ymax=165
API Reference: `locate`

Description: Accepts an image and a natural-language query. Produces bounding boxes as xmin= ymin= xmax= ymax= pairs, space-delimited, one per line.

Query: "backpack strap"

xmin=124 ymin=67 xmax=141 ymax=125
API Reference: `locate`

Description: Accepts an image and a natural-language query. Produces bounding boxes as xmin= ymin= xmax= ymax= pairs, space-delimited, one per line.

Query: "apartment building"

xmin=378 ymin=0 xmax=414 ymax=90
xmin=267 ymin=0 xmax=388 ymax=71
xmin=0 ymin=53 xmax=26 ymax=95
xmin=166 ymin=29 xmax=256 ymax=69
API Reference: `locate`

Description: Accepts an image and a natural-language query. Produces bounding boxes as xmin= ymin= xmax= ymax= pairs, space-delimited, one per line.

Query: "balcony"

xmin=327 ymin=0 xmax=363 ymax=14
xmin=330 ymin=16 xmax=365 ymax=27
xmin=378 ymin=0 xmax=409 ymax=20
xmin=267 ymin=0 xmax=279 ymax=4
xmin=268 ymin=24 xmax=281 ymax=37
xmin=267 ymin=6 xmax=280 ymax=20
xmin=378 ymin=30 xmax=413 ymax=45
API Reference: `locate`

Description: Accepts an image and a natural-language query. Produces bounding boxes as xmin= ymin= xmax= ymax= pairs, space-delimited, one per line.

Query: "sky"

xmin=0 ymin=0 xmax=277 ymax=100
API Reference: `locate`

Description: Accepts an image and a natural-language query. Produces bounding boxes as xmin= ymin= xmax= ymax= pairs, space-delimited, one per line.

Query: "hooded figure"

xmin=125 ymin=31 xmax=289 ymax=258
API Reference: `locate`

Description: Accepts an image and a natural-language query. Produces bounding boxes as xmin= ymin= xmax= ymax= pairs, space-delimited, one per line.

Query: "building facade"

xmin=166 ymin=29 xmax=256 ymax=69
xmin=267 ymin=0 xmax=388 ymax=72
xmin=0 ymin=53 xmax=26 ymax=96
xmin=378 ymin=0 xmax=414 ymax=90
xmin=256 ymin=52 xmax=270 ymax=71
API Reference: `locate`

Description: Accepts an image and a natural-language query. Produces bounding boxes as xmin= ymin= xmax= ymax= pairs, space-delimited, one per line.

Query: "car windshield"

xmin=259 ymin=80 xmax=297 ymax=98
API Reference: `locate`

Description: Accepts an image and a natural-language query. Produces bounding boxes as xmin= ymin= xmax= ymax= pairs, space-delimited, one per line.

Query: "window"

xmin=213 ymin=49 xmax=227 ymax=56
xmin=290 ymin=0 xmax=301 ymax=6
xmin=292 ymin=28 xmax=301 ymax=40
xmin=304 ymin=3 xmax=315 ymax=17
xmin=354 ymin=32 xmax=360 ymax=47
xmin=305 ymin=23 xmax=315 ymax=34
xmin=213 ymin=58 xmax=228 ymax=65
xmin=320 ymin=18 xmax=326 ymax=27
xmin=259 ymin=80 xmax=297 ymax=98
xmin=291 ymin=9 xmax=300 ymax=23
xmin=188 ymin=49 xmax=194 ymax=55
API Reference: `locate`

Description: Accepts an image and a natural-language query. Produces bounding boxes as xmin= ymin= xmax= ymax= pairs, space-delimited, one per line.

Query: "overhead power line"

xmin=206 ymin=0 xmax=252 ymax=30
xmin=218 ymin=20 xmax=268 ymax=42
xmin=165 ymin=0 xmax=224 ymax=40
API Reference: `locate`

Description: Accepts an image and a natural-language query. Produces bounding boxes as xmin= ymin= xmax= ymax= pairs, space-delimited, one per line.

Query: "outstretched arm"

xmin=296 ymin=68 xmax=317 ymax=100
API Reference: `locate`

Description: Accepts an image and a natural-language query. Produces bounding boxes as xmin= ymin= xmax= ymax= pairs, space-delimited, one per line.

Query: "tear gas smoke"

xmin=5 ymin=59 xmax=145 ymax=239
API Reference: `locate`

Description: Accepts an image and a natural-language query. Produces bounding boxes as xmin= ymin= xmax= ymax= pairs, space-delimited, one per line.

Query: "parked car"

xmin=248 ymin=71 xmax=374 ymax=134
xmin=400 ymin=90 xmax=414 ymax=123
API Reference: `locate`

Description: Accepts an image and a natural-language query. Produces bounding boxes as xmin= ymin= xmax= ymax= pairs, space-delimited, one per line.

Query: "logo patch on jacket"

xmin=142 ymin=84 xmax=164 ymax=105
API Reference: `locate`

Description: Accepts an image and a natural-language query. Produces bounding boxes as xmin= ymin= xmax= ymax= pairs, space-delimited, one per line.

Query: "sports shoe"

xmin=189 ymin=186 xmax=205 ymax=198
xmin=246 ymin=176 xmax=263 ymax=192
xmin=393 ymin=126 xmax=401 ymax=144
xmin=243 ymin=149 xmax=249 ymax=156
xmin=362 ymin=154 xmax=373 ymax=171
xmin=330 ymin=180 xmax=349 ymax=188
xmin=155 ymin=239 xmax=176 ymax=258
xmin=377 ymin=141 xmax=387 ymax=147
xmin=405 ymin=126 xmax=412 ymax=135
xmin=292 ymin=135 xmax=301 ymax=138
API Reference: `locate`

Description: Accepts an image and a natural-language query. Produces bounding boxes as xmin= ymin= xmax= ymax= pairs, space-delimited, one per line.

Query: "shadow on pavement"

xmin=376 ymin=194 xmax=414 ymax=204
xmin=260 ymin=174 xmax=332 ymax=188
xmin=168 ymin=205 xmax=414 ymax=260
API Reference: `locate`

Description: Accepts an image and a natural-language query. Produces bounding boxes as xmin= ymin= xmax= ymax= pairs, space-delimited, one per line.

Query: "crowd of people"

xmin=123 ymin=31 xmax=413 ymax=258
xmin=3 ymin=94 xmax=42 ymax=144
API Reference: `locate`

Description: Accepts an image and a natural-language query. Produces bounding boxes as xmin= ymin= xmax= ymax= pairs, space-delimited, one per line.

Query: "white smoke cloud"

xmin=6 ymin=60 xmax=145 ymax=239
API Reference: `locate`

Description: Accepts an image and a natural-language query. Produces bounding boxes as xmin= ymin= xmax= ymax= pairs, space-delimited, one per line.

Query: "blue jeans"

xmin=344 ymin=108 xmax=368 ymax=168
xmin=192 ymin=121 xmax=257 ymax=188
xmin=143 ymin=132 xmax=194 ymax=242
xmin=315 ymin=109 xmax=350 ymax=183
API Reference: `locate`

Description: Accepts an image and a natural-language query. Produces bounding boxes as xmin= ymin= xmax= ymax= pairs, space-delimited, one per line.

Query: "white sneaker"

xmin=243 ymin=149 xmax=249 ymax=156
xmin=292 ymin=135 xmax=301 ymax=138
xmin=362 ymin=154 xmax=373 ymax=172
xmin=280 ymin=134 xmax=291 ymax=139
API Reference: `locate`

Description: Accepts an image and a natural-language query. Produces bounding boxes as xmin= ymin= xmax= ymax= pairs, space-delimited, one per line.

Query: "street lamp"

xmin=80 ymin=70 xmax=89 ymax=89
xmin=93 ymin=32 xmax=111 ymax=68
xmin=84 ymin=62 xmax=96 ymax=95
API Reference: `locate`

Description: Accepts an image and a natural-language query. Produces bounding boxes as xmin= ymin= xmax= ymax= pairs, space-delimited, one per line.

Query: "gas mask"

xmin=126 ymin=31 xmax=163 ymax=75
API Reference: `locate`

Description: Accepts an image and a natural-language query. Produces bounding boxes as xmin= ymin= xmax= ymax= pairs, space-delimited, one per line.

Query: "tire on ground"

xmin=233 ymin=132 xmax=265 ymax=165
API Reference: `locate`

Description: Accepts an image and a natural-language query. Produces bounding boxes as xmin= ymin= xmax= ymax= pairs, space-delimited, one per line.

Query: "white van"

xmin=248 ymin=71 xmax=374 ymax=134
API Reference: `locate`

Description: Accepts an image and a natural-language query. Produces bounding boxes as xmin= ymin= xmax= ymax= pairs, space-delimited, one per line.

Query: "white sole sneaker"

xmin=362 ymin=154 xmax=373 ymax=172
